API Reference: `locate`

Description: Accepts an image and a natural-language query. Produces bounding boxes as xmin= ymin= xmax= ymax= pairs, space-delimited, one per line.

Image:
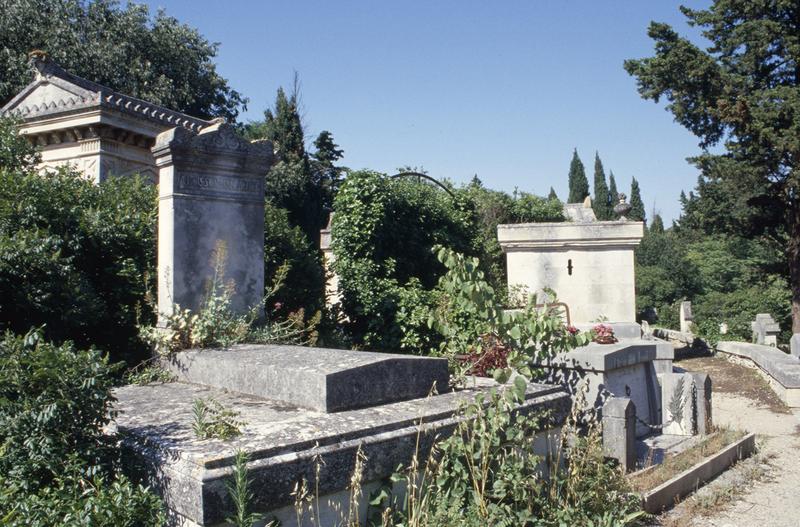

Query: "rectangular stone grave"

xmin=112 ymin=377 xmax=569 ymax=526
xmin=163 ymin=344 xmax=450 ymax=412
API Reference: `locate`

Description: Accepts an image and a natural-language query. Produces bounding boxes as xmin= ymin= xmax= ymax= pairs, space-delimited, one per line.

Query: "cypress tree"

xmin=548 ymin=187 xmax=558 ymax=201
xmin=567 ymin=149 xmax=589 ymax=203
xmin=650 ymin=214 xmax=665 ymax=233
xmin=629 ymin=177 xmax=646 ymax=223
xmin=608 ymin=171 xmax=618 ymax=207
xmin=592 ymin=152 xmax=610 ymax=219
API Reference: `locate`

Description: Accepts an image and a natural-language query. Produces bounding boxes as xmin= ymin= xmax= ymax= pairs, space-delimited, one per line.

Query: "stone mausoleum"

xmin=1 ymin=52 xmax=213 ymax=183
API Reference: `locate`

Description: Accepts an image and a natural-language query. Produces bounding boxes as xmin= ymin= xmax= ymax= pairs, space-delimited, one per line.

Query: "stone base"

xmin=112 ymin=378 xmax=569 ymax=526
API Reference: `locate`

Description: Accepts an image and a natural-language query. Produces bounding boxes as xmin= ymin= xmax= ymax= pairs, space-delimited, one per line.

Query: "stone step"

xmin=163 ymin=344 xmax=450 ymax=412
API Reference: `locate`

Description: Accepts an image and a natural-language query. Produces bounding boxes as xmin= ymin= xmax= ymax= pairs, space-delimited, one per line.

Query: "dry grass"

xmin=628 ymin=428 xmax=746 ymax=494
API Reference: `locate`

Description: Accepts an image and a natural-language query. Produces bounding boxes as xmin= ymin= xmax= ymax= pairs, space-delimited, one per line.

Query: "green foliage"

xmin=264 ymin=201 xmax=325 ymax=317
xmin=140 ymin=256 xmax=319 ymax=355
xmin=548 ymin=187 xmax=558 ymax=200
xmin=0 ymin=134 xmax=156 ymax=365
xmin=567 ymin=149 xmax=589 ymax=203
xmin=0 ymin=0 xmax=245 ymax=120
xmin=0 ymin=118 xmax=38 ymax=170
xmin=650 ymin=214 xmax=665 ymax=234
xmin=428 ymin=246 xmax=589 ymax=382
xmin=226 ymin=450 xmax=264 ymax=527
xmin=608 ymin=171 xmax=618 ymax=204
xmin=455 ymin=177 xmax=563 ymax=290
xmin=0 ymin=329 xmax=164 ymax=526
xmin=376 ymin=386 xmax=642 ymax=526
xmin=592 ymin=153 xmax=612 ymax=220
xmin=124 ymin=362 xmax=176 ymax=385
xmin=191 ymin=397 xmax=243 ymax=441
xmin=628 ymin=177 xmax=645 ymax=223
xmin=331 ymin=171 xmax=474 ymax=350
xmin=625 ymin=0 xmax=800 ymax=331
xmin=244 ymin=82 xmax=345 ymax=244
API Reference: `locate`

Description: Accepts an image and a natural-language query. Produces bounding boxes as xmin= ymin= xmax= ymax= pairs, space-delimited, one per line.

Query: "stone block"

xmin=660 ymin=372 xmax=695 ymax=436
xmin=602 ymin=397 xmax=636 ymax=472
xmin=691 ymin=373 xmax=712 ymax=435
xmin=164 ymin=344 xmax=450 ymax=412
xmin=752 ymin=313 xmax=780 ymax=347
xmin=791 ymin=334 xmax=800 ymax=359
xmin=152 ymin=122 xmax=273 ymax=319
xmin=679 ymin=301 xmax=694 ymax=334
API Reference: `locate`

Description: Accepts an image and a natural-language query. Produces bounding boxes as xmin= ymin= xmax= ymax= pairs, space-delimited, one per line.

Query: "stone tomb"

xmin=114 ymin=346 xmax=570 ymax=526
xmin=751 ymin=313 xmax=780 ymax=347
xmin=497 ymin=217 xmax=644 ymax=325
xmin=1 ymin=54 xmax=213 ymax=183
xmin=153 ymin=123 xmax=272 ymax=317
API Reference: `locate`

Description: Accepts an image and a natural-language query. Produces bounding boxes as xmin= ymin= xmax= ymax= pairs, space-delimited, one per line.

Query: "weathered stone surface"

xmin=751 ymin=313 xmax=780 ymax=347
xmin=679 ymin=301 xmax=694 ymax=334
xmin=112 ymin=379 xmax=570 ymax=526
xmin=498 ymin=221 xmax=644 ymax=324
xmin=602 ymin=397 xmax=636 ymax=472
xmin=692 ymin=372 xmax=713 ymax=435
xmin=1 ymin=56 xmax=212 ymax=183
xmin=791 ymin=334 xmax=800 ymax=359
xmin=535 ymin=340 xmax=662 ymax=437
xmin=660 ymin=372 xmax=696 ymax=436
xmin=153 ymin=123 xmax=273 ymax=318
xmin=164 ymin=344 xmax=450 ymax=412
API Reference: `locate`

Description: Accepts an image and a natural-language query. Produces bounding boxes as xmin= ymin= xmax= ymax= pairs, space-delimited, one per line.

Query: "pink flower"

xmin=273 ymin=302 xmax=283 ymax=311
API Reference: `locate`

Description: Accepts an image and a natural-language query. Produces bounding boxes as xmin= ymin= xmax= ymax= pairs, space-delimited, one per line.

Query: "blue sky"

xmin=142 ymin=1 xmax=712 ymax=223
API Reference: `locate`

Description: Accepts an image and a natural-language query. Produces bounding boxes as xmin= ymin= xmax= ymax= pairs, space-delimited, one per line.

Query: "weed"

xmin=191 ymin=397 xmax=243 ymax=440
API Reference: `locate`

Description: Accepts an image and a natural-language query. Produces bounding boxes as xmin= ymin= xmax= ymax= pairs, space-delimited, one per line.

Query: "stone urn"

xmin=613 ymin=193 xmax=632 ymax=220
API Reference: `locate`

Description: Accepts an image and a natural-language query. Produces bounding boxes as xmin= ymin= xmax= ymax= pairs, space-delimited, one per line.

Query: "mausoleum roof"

xmin=0 ymin=53 xmax=213 ymax=133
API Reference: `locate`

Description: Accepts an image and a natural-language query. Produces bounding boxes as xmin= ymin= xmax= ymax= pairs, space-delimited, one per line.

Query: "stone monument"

xmin=679 ymin=301 xmax=694 ymax=334
xmin=752 ymin=313 xmax=780 ymax=347
xmin=497 ymin=203 xmax=644 ymax=324
xmin=152 ymin=123 xmax=272 ymax=318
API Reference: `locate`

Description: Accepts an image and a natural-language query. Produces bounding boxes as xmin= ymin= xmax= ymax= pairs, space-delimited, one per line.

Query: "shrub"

xmin=331 ymin=171 xmax=474 ymax=350
xmin=0 ymin=329 xmax=164 ymax=526
xmin=0 ymin=162 xmax=157 ymax=366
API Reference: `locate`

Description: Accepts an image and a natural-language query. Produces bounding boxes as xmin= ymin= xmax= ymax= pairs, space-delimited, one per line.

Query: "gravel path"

xmin=661 ymin=355 xmax=800 ymax=527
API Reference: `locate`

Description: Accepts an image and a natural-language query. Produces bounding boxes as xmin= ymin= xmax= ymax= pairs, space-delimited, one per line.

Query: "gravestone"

xmin=602 ymin=397 xmax=636 ymax=472
xmin=679 ymin=301 xmax=694 ymax=334
xmin=792 ymin=334 xmax=800 ymax=359
xmin=751 ymin=313 xmax=780 ymax=347
xmin=152 ymin=122 xmax=273 ymax=319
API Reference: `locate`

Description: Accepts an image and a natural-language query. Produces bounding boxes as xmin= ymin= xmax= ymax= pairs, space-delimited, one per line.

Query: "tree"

xmin=567 ymin=149 xmax=589 ymax=203
xmin=629 ymin=177 xmax=646 ymax=223
xmin=0 ymin=0 xmax=245 ymax=120
xmin=608 ymin=171 xmax=619 ymax=207
xmin=548 ymin=187 xmax=558 ymax=201
xmin=625 ymin=1 xmax=800 ymax=331
xmin=592 ymin=152 xmax=611 ymax=219
xmin=651 ymin=214 xmax=665 ymax=234
xmin=244 ymin=82 xmax=342 ymax=244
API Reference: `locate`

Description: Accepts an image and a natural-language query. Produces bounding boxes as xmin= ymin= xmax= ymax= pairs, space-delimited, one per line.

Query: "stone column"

xmin=602 ymin=397 xmax=636 ymax=472
xmin=691 ymin=373 xmax=713 ymax=435
xmin=679 ymin=301 xmax=694 ymax=334
xmin=152 ymin=122 xmax=273 ymax=321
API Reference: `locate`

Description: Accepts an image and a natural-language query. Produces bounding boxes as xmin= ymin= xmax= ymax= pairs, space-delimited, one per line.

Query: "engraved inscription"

xmin=178 ymin=174 xmax=263 ymax=196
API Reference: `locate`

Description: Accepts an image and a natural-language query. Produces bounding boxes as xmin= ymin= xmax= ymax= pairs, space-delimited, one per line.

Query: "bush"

xmin=0 ymin=161 xmax=157 ymax=366
xmin=0 ymin=329 xmax=164 ymax=526
xmin=331 ymin=171 xmax=474 ymax=350
xmin=264 ymin=201 xmax=325 ymax=317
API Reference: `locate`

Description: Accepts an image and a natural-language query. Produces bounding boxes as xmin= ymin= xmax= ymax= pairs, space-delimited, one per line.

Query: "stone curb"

xmin=640 ymin=432 xmax=756 ymax=514
xmin=715 ymin=341 xmax=800 ymax=406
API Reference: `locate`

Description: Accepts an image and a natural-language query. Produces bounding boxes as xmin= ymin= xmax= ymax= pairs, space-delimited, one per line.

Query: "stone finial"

xmin=583 ymin=195 xmax=592 ymax=208
xmin=613 ymin=193 xmax=632 ymax=220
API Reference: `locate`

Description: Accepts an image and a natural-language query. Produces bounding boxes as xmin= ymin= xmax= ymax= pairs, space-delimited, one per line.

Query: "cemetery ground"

xmin=654 ymin=349 xmax=800 ymax=527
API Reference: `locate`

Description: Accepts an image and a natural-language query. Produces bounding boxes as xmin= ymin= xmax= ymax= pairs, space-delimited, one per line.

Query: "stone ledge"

xmin=536 ymin=340 xmax=668 ymax=372
xmin=716 ymin=341 xmax=800 ymax=388
xmin=163 ymin=344 xmax=450 ymax=413
xmin=112 ymin=379 xmax=569 ymax=526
